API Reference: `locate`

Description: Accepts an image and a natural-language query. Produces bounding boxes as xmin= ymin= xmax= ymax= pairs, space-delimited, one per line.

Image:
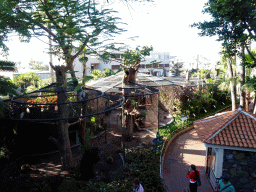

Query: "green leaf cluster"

xmin=121 ymin=46 xmax=153 ymax=67
xmin=91 ymin=68 xmax=115 ymax=80
xmin=58 ymin=149 xmax=166 ymax=192
xmin=192 ymin=0 xmax=256 ymax=64
xmin=0 ymin=0 xmax=124 ymax=73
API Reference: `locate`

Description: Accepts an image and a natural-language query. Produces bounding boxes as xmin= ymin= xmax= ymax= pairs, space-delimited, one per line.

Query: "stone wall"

xmin=222 ymin=149 xmax=256 ymax=192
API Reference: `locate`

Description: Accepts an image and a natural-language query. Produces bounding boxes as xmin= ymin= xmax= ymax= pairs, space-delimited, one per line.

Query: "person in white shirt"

xmin=133 ymin=178 xmax=144 ymax=192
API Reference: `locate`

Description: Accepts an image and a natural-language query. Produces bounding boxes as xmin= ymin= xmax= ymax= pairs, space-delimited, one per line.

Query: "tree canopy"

xmin=192 ymin=0 xmax=256 ymax=60
xmin=120 ymin=46 xmax=153 ymax=67
xmin=0 ymin=0 xmax=124 ymax=76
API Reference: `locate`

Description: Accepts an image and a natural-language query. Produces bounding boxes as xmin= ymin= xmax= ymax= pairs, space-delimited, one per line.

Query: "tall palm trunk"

xmin=240 ymin=45 xmax=246 ymax=108
xmin=227 ymin=57 xmax=237 ymax=111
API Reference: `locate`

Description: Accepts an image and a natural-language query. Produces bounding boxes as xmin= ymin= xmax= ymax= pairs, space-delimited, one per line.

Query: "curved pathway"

xmin=162 ymin=129 xmax=214 ymax=192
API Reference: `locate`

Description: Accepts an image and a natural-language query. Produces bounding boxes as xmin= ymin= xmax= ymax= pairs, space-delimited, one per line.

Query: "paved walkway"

xmin=162 ymin=129 xmax=214 ymax=192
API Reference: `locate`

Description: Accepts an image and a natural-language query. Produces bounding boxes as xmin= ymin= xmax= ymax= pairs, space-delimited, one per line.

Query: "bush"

xmin=59 ymin=149 xmax=166 ymax=192
xmin=116 ymin=149 xmax=166 ymax=192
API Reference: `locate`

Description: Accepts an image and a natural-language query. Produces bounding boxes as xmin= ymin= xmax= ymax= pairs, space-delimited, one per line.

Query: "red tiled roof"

xmin=194 ymin=109 xmax=256 ymax=149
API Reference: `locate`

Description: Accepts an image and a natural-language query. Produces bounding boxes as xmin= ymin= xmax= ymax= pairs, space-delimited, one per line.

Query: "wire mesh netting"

xmin=86 ymin=72 xmax=205 ymax=94
xmin=4 ymin=83 xmax=124 ymax=122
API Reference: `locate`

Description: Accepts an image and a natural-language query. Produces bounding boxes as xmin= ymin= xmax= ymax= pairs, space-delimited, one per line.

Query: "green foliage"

xmin=11 ymin=72 xmax=52 ymax=93
xmin=121 ymin=46 xmax=153 ymax=67
xmin=0 ymin=120 xmax=18 ymax=159
xmin=22 ymin=178 xmax=52 ymax=192
xmin=29 ymin=59 xmax=49 ymax=71
xmin=159 ymin=96 xmax=231 ymax=139
xmin=12 ymin=72 xmax=40 ymax=87
xmin=0 ymin=76 xmax=17 ymax=97
xmin=244 ymin=76 xmax=256 ymax=93
xmin=0 ymin=60 xmax=18 ymax=118
xmin=191 ymin=0 xmax=256 ymax=64
xmin=115 ymin=149 xmax=166 ymax=192
xmin=59 ymin=149 xmax=166 ymax=192
xmin=0 ymin=0 xmax=124 ymax=85
xmin=172 ymin=85 xmax=230 ymax=119
xmin=170 ymin=62 xmax=183 ymax=76
xmin=101 ymin=68 xmax=115 ymax=77
xmin=91 ymin=68 xmax=115 ymax=80
xmin=0 ymin=60 xmax=16 ymax=71
xmin=12 ymin=72 xmax=48 ymax=93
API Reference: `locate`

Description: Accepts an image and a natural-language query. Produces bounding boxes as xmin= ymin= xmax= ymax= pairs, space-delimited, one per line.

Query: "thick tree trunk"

xmin=227 ymin=57 xmax=237 ymax=111
xmin=121 ymin=64 xmax=139 ymax=141
xmin=55 ymin=66 xmax=74 ymax=170
xmin=163 ymin=68 xmax=167 ymax=77
xmin=82 ymin=62 xmax=86 ymax=86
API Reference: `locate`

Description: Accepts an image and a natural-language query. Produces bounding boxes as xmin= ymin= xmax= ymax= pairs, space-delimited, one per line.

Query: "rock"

xmin=240 ymin=178 xmax=249 ymax=184
xmin=235 ymin=153 xmax=245 ymax=160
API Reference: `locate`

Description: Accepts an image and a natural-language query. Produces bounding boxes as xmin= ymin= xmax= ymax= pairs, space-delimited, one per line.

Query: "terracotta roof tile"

xmin=194 ymin=109 xmax=256 ymax=149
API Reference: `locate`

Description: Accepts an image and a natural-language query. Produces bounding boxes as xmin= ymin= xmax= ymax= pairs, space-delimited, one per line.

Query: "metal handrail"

xmin=209 ymin=168 xmax=220 ymax=190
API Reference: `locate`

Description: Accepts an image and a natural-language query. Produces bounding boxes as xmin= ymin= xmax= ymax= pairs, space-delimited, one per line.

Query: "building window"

xmin=111 ymin=65 xmax=120 ymax=70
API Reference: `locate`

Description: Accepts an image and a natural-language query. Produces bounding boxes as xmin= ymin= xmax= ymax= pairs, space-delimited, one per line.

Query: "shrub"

xmin=60 ymin=149 xmax=166 ymax=192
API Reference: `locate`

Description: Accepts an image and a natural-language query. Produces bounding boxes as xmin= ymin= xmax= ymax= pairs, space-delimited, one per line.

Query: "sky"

xmin=1 ymin=0 xmax=224 ymax=68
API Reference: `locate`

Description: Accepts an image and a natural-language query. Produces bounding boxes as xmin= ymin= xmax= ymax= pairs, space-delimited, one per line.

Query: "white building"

xmin=72 ymin=51 xmax=172 ymax=78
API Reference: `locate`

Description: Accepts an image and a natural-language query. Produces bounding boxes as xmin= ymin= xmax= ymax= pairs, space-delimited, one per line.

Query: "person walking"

xmin=215 ymin=175 xmax=235 ymax=192
xmin=187 ymin=164 xmax=200 ymax=192
xmin=133 ymin=178 xmax=144 ymax=192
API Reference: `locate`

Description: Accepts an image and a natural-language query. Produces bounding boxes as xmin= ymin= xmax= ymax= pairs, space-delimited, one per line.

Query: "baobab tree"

xmin=119 ymin=46 xmax=153 ymax=140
